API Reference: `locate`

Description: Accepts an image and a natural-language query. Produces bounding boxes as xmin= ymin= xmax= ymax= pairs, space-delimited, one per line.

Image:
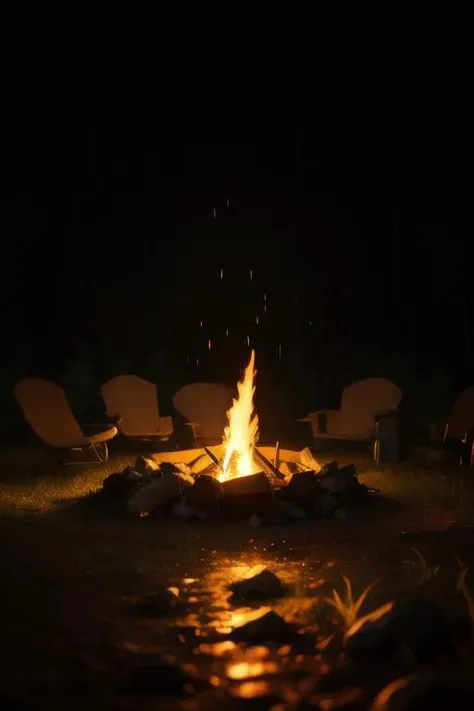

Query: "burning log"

xmin=221 ymin=471 xmax=272 ymax=497
xmin=204 ymin=447 xmax=220 ymax=467
xmin=220 ymin=471 xmax=274 ymax=520
xmin=254 ymin=447 xmax=286 ymax=481
xmin=273 ymin=440 xmax=280 ymax=470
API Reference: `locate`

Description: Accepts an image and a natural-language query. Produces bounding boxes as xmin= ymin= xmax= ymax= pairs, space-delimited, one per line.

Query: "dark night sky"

xmin=1 ymin=10 xmax=472 ymax=391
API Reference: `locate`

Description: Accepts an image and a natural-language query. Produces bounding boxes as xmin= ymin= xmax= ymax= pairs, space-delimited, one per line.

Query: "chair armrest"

xmin=158 ymin=415 xmax=174 ymax=436
xmin=300 ymin=409 xmax=341 ymax=435
xmin=325 ymin=409 xmax=341 ymax=435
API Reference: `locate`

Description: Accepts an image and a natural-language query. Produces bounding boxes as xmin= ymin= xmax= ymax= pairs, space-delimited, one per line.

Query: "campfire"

xmin=220 ymin=350 xmax=259 ymax=482
xmin=204 ymin=349 xmax=294 ymax=486
xmin=101 ymin=350 xmax=375 ymax=521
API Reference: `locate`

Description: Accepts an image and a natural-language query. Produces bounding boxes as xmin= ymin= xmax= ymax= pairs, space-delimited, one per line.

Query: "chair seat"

xmin=56 ymin=425 xmax=118 ymax=449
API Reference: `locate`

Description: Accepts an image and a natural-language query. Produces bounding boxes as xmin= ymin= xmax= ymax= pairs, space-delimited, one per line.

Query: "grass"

xmin=324 ymin=574 xmax=378 ymax=628
xmin=0 ymin=440 xmax=474 ymax=708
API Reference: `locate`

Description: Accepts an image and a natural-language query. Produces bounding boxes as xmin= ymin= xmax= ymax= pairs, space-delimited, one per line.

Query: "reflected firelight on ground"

xmin=178 ymin=555 xmax=323 ymax=650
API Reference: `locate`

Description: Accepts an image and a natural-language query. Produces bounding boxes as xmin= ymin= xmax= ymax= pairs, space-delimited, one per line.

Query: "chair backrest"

xmin=446 ymin=386 xmax=474 ymax=440
xmin=101 ymin=375 xmax=160 ymax=435
xmin=173 ymin=382 xmax=233 ymax=438
xmin=340 ymin=377 xmax=403 ymax=437
xmin=14 ymin=377 xmax=84 ymax=446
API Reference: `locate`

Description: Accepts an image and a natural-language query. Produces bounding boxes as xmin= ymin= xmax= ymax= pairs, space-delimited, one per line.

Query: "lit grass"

xmin=456 ymin=557 xmax=474 ymax=623
xmin=403 ymin=547 xmax=440 ymax=584
xmin=0 ymin=449 xmax=135 ymax=513
xmin=324 ymin=573 xmax=378 ymax=628
xmin=357 ymin=459 xmax=471 ymax=511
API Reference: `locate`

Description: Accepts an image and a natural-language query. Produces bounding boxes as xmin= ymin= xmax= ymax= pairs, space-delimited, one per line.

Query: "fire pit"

xmin=101 ymin=351 xmax=373 ymax=521
xmin=153 ymin=349 xmax=321 ymax=483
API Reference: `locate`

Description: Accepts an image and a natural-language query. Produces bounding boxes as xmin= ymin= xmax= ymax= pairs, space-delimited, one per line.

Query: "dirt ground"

xmin=0 ymin=443 xmax=473 ymax=709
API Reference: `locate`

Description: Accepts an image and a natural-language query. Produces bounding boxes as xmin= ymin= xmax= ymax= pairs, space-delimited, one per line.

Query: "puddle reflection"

xmin=179 ymin=553 xmax=321 ymax=640
xmin=149 ymin=552 xmax=331 ymax=704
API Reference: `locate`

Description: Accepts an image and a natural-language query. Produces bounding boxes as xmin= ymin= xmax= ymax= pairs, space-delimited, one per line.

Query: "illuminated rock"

xmin=229 ymin=568 xmax=286 ymax=601
xmin=127 ymin=471 xmax=194 ymax=515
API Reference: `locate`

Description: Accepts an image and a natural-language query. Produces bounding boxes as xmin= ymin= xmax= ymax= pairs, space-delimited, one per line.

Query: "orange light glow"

xmin=219 ymin=350 xmax=259 ymax=481
xmin=226 ymin=660 xmax=278 ymax=680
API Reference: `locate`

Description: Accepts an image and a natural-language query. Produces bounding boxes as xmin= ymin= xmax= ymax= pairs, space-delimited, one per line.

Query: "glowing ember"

xmin=219 ymin=350 xmax=259 ymax=482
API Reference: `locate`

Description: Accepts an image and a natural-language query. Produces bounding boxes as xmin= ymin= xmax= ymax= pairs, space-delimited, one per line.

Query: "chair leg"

xmin=62 ymin=442 xmax=109 ymax=465
xmin=91 ymin=442 xmax=109 ymax=463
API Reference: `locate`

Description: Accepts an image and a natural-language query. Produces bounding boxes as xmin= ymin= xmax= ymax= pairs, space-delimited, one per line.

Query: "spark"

xmin=278 ymin=344 xmax=282 ymax=360
xmin=208 ymin=340 xmax=212 ymax=350
xmin=249 ymin=269 xmax=253 ymax=280
xmin=247 ymin=335 xmax=250 ymax=346
xmin=200 ymin=321 xmax=203 ymax=327
xmin=187 ymin=355 xmax=190 ymax=364
xmin=225 ymin=328 xmax=229 ymax=336
xmin=220 ymin=268 xmax=224 ymax=279
xmin=226 ymin=198 xmax=230 ymax=206
xmin=196 ymin=358 xmax=200 ymax=366
xmin=212 ymin=208 xmax=217 ymax=218
xmin=255 ymin=316 xmax=259 ymax=325
xmin=263 ymin=293 xmax=267 ymax=301
xmin=309 ymin=321 xmax=312 ymax=326
xmin=263 ymin=304 xmax=267 ymax=313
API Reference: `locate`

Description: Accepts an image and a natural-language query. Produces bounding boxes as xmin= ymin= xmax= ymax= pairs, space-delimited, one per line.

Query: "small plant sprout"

xmin=403 ymin=547 xmax=440 ymax=583
xmin=324 ymin=574 xmax=378 ymax=628
xmin=455 ymin=556 xmax=474 ymax=623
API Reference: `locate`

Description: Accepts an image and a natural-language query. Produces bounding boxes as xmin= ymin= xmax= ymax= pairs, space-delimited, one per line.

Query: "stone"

xmin=127 ymin=471 xmax=194 ymax=515
xmin=184 ymin=474 xmax=223 ymax=509
xmin=229 ymin=610 xmax=298 ymax=644
xmin=344 ymin=599 xmax=452 ymax=663
xmin=314 ymin=492 xmax=339 ymax=517
xmin=102 ymin=468 xmax=144 ymax=499
xmin=125 ymin=655 xmax=194 ymax=695
xmin=134 ymin=456 xmax=161 ymax=478
xmin=171 ymin=499 xmax=195 ymax=518
xmin=229 ymin=568 xmax=286 ymax=601
xmin=279 ymin=501 xmax=307 ymax=519
xmin=285 ymin=470 xmax=320 ymax=505
xmin=172 ymin=462 xmax=194 ymax=478
xmin=320 ymin=464 xmax=361 ymax=495
xmin=159 ymin=461 xmax=186 ymax=476
xmin=371 ymin=671 xmax=474 ymax=710
xmin=320 ymin=460 xmax=339 ymax=476
xmin=134 ymin=587 xmax=184 ymax=617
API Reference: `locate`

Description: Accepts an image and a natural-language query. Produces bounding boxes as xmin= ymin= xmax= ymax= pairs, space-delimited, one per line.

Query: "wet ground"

xmin=0 ymin=444 xmax=473 ymax=708
xmin=1 ymin=490 xmax=474 ymax=709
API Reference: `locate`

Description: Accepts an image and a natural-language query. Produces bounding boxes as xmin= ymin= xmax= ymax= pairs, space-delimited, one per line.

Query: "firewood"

xmin=254 ymin=447 xmax=286 ymax=481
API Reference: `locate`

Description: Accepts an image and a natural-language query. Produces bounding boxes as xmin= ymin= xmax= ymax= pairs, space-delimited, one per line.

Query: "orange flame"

xmin=219 ymin=350 xmax=259 ymax=481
